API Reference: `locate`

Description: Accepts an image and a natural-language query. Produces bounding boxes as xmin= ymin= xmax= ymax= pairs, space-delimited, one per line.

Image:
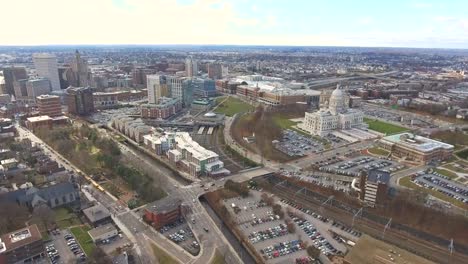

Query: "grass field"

xmin=210 ymin=249 xmax=226 ymax=264
xmin=399 ymin=176 xmax=467 ymax=209
xmin=214 ymin=97 xmax=254 ymax=116
xmin=345 ymin=235 xmax=435 ymax=264
xmin=367 ymin=147 xmax=390 ymax=156
xmin=364 ymin=118 xmax=408 ymax=135
xmin=54 ymin=207 xmax=81 ymax=229
xmin=434 ymin=168 xmax=458 ymax=179
xmin=70 ymin=226 xmax=95 ymax=256
xmin=151 ymin=243 xmax=180 ymax=264
xmin=443 ymin=163 xmax=468 ymax=174
xmin=456 ymin=149 xmax=468 ymax=160
xmin=272 ymin=115 xmax=298 ymax=130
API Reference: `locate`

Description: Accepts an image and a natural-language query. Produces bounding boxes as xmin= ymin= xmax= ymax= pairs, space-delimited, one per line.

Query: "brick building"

xmin=66 ymin=87 xmax=94 ymax=115
xmin=141 ymin=97 xmax=182 ymax=119
xmin=36 ymin=95 xmax=62 ymax=117
xmin=144 ymin=197 xmax=182 ymax=228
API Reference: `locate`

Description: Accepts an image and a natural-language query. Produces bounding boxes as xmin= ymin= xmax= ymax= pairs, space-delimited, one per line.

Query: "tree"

xmin=272 ymin=204 xmax=284 ymax=218
xmin=307 ymin=245 xmax=321 ymax=259
xmin=286 ymin=219 xmax=296 ymax=233
xmin=88 ymin=247 xmax=112 ymax=264
xmin=32 ymin=204 xmax=55 ymax=231
xmin=0 ymin=202 xmax=30 ymax=234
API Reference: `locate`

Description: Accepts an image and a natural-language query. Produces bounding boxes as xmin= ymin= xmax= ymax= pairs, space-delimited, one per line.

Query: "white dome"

xmin=331 ymin=85 xmax=344 ymax=98
xmin=204 ymin=112 xmax=217 ymax=117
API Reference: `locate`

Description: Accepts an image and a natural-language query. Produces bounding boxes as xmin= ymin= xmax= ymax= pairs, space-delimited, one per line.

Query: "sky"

xmin=1 ymin=0 xmax=468 ymax=48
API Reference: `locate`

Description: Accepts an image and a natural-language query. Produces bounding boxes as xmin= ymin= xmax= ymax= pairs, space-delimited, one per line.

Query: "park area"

xmin=35 ymin=124 xmax=166 ymax=205
xmin=364 ymin=118 xmax=408 ymax=135
xmin=345 ymin=235 xmax=435 ymax=264
xmin=214 ymin=96 xmax=254 ymax=116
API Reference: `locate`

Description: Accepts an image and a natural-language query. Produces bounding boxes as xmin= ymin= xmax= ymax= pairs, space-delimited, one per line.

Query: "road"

xmin=17 ymin=123 xmax=243 ymax=264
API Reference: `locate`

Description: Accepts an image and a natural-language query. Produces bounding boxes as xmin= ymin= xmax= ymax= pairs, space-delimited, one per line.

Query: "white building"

xmin=143 ymin=132 xmax=229 ymax=177
xmin=32 ymin=53 xmax=61 ymax=91
xmin=185 ymin=56 xmax=198 ymax=77
xmin=301 ymin=85 xmax=364 ymax=136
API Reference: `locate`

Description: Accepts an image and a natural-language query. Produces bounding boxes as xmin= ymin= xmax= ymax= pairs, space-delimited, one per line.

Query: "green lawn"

xmin=151 ymin=243 xmax=179 ymax=264
xmin=214 ymin=97 xmax=254 ymax=116
xmin=367 ymin=147 xmax=390 ymax=156
xmin=364 ymin=118 xmax=408 ymax=135
xmin=54 ymin=207 xmax=81 ymax=229
xmin=456 ymin=149 xmax=468 ymax=160
xmin=210 ymin=249 xmax=226 ymax=264
xmin=443 ymin=164 xmax=468 ymax=174
xmin=434 ymin=168 xmax=458 ymax=179
xmin=399 ymin=176 xmax=467 ymax=209
xmin=272 ymin=115 xmax=298 ymax=130
xmin=70 ymin=226 xmax=96 ymax=256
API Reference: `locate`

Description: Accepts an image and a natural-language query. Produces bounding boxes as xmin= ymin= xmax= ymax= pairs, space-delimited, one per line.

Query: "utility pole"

xmin=295 ymin=187 xmax=305 ymax=198
xmin=449 ymin=238 xmax=454 ymax=264
xmin=382 ymin=218 xmax=392 ymax=239
xmin=352 ymin=207 xmax=363 ymax=229
xmin=319 ymin=195 xmax=334 ymax=214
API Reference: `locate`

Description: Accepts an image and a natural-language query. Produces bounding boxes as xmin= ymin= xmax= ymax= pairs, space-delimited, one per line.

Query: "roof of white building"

xmin=381 ymin=132 xmax=454 ymax=153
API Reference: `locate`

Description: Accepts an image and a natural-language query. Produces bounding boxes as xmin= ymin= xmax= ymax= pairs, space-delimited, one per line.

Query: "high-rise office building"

xmin=71 ymin=50 xmax=89 ymax=87
xmin=185 ymin=56 xmax=198 ymax=77
xmin=66 ymin=87 xmax=94 ymax=115
xmin=147 ymin=75 xmax=169 ymax=104
xmin=13 ymin=79 xmax=29 ymax=98
xmin=36 ymin=94 xmax=62 ymax=117
xmin=207 ymin=63 xmax=223 ymax=80
xmin=192 ymin=78 xmax=216 ymax=97
xmin=26 ymin=78 xmax=51 ymax=98
xmin=2 ymin=66 xmax=28 ymax=95
xmin=33 ymin=53 xmax=61 ymax=91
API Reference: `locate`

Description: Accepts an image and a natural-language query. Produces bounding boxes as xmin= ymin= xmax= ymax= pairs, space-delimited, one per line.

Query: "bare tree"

xmin=88 ymin=247 xmax=112 ymax=264
xmin=0 ymin=202 xmax=30 ymax=234
xmin=32 ymin=204 xmax=55 ymax=231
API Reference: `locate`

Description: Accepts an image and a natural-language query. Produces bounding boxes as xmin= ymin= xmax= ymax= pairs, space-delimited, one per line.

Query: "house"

xmin=82 ymin=203 xmax=112 ymax=227
xmin=0 ymin=182 xmax=79 ymax=209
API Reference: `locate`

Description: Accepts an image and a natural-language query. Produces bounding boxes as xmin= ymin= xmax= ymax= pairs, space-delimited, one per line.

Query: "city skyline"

xmin=1 ymin=0 xmax=468 ymax=49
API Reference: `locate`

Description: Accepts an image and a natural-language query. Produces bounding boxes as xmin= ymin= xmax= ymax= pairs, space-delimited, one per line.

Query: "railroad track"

xmin=269 ymin=183 xmax=467 ymax=264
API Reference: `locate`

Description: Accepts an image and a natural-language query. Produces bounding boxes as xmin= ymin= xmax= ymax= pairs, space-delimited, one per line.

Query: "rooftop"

xmin=27 ymin=115 xmax=53 ymax=122
xmin=0 ymin=224 xmax=42 ymax=253
xmin=381 ymin=132 xmax=454 ymax=153
xmin=82 ymin=203 xmax=111 ymax=223
xmin=88 ymin=223 xmax=117 ymax=239
xmin=145 ymin=196 xmax=181 ymax=215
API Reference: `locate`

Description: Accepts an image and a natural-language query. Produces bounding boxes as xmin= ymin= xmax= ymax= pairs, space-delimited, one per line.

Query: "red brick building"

xmin=141 ymin=97 xmax=182 ymax=119
xmin=36 ymin=94 xmax=62 ymax=117
xmin=143 ymin=197 xmax=182 ymax=228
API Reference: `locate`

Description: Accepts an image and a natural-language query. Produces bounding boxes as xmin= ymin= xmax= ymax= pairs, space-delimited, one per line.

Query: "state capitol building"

xmin=301 ymin=85 xmax=364 ymax=136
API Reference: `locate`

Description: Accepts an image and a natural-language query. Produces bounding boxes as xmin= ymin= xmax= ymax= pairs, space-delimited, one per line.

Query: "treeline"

xmin=36 ymin=125 xmax=165 ymax=203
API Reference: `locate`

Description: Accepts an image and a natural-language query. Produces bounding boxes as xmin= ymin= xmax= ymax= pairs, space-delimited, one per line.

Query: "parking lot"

xmin=47 ymin=229 xmax=86 ymax=264
xmin=222 ymin=189 xmax=356 ymax=263
xmin=413 ymin=171 xmax=468 ymax=204
xmin=320 ymin=156 xmax=404 ymax=176
xmin=274 ymin=130 xmax=325 ymax=157
xmin=159 ymin=218 xmax=200 ymax=255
